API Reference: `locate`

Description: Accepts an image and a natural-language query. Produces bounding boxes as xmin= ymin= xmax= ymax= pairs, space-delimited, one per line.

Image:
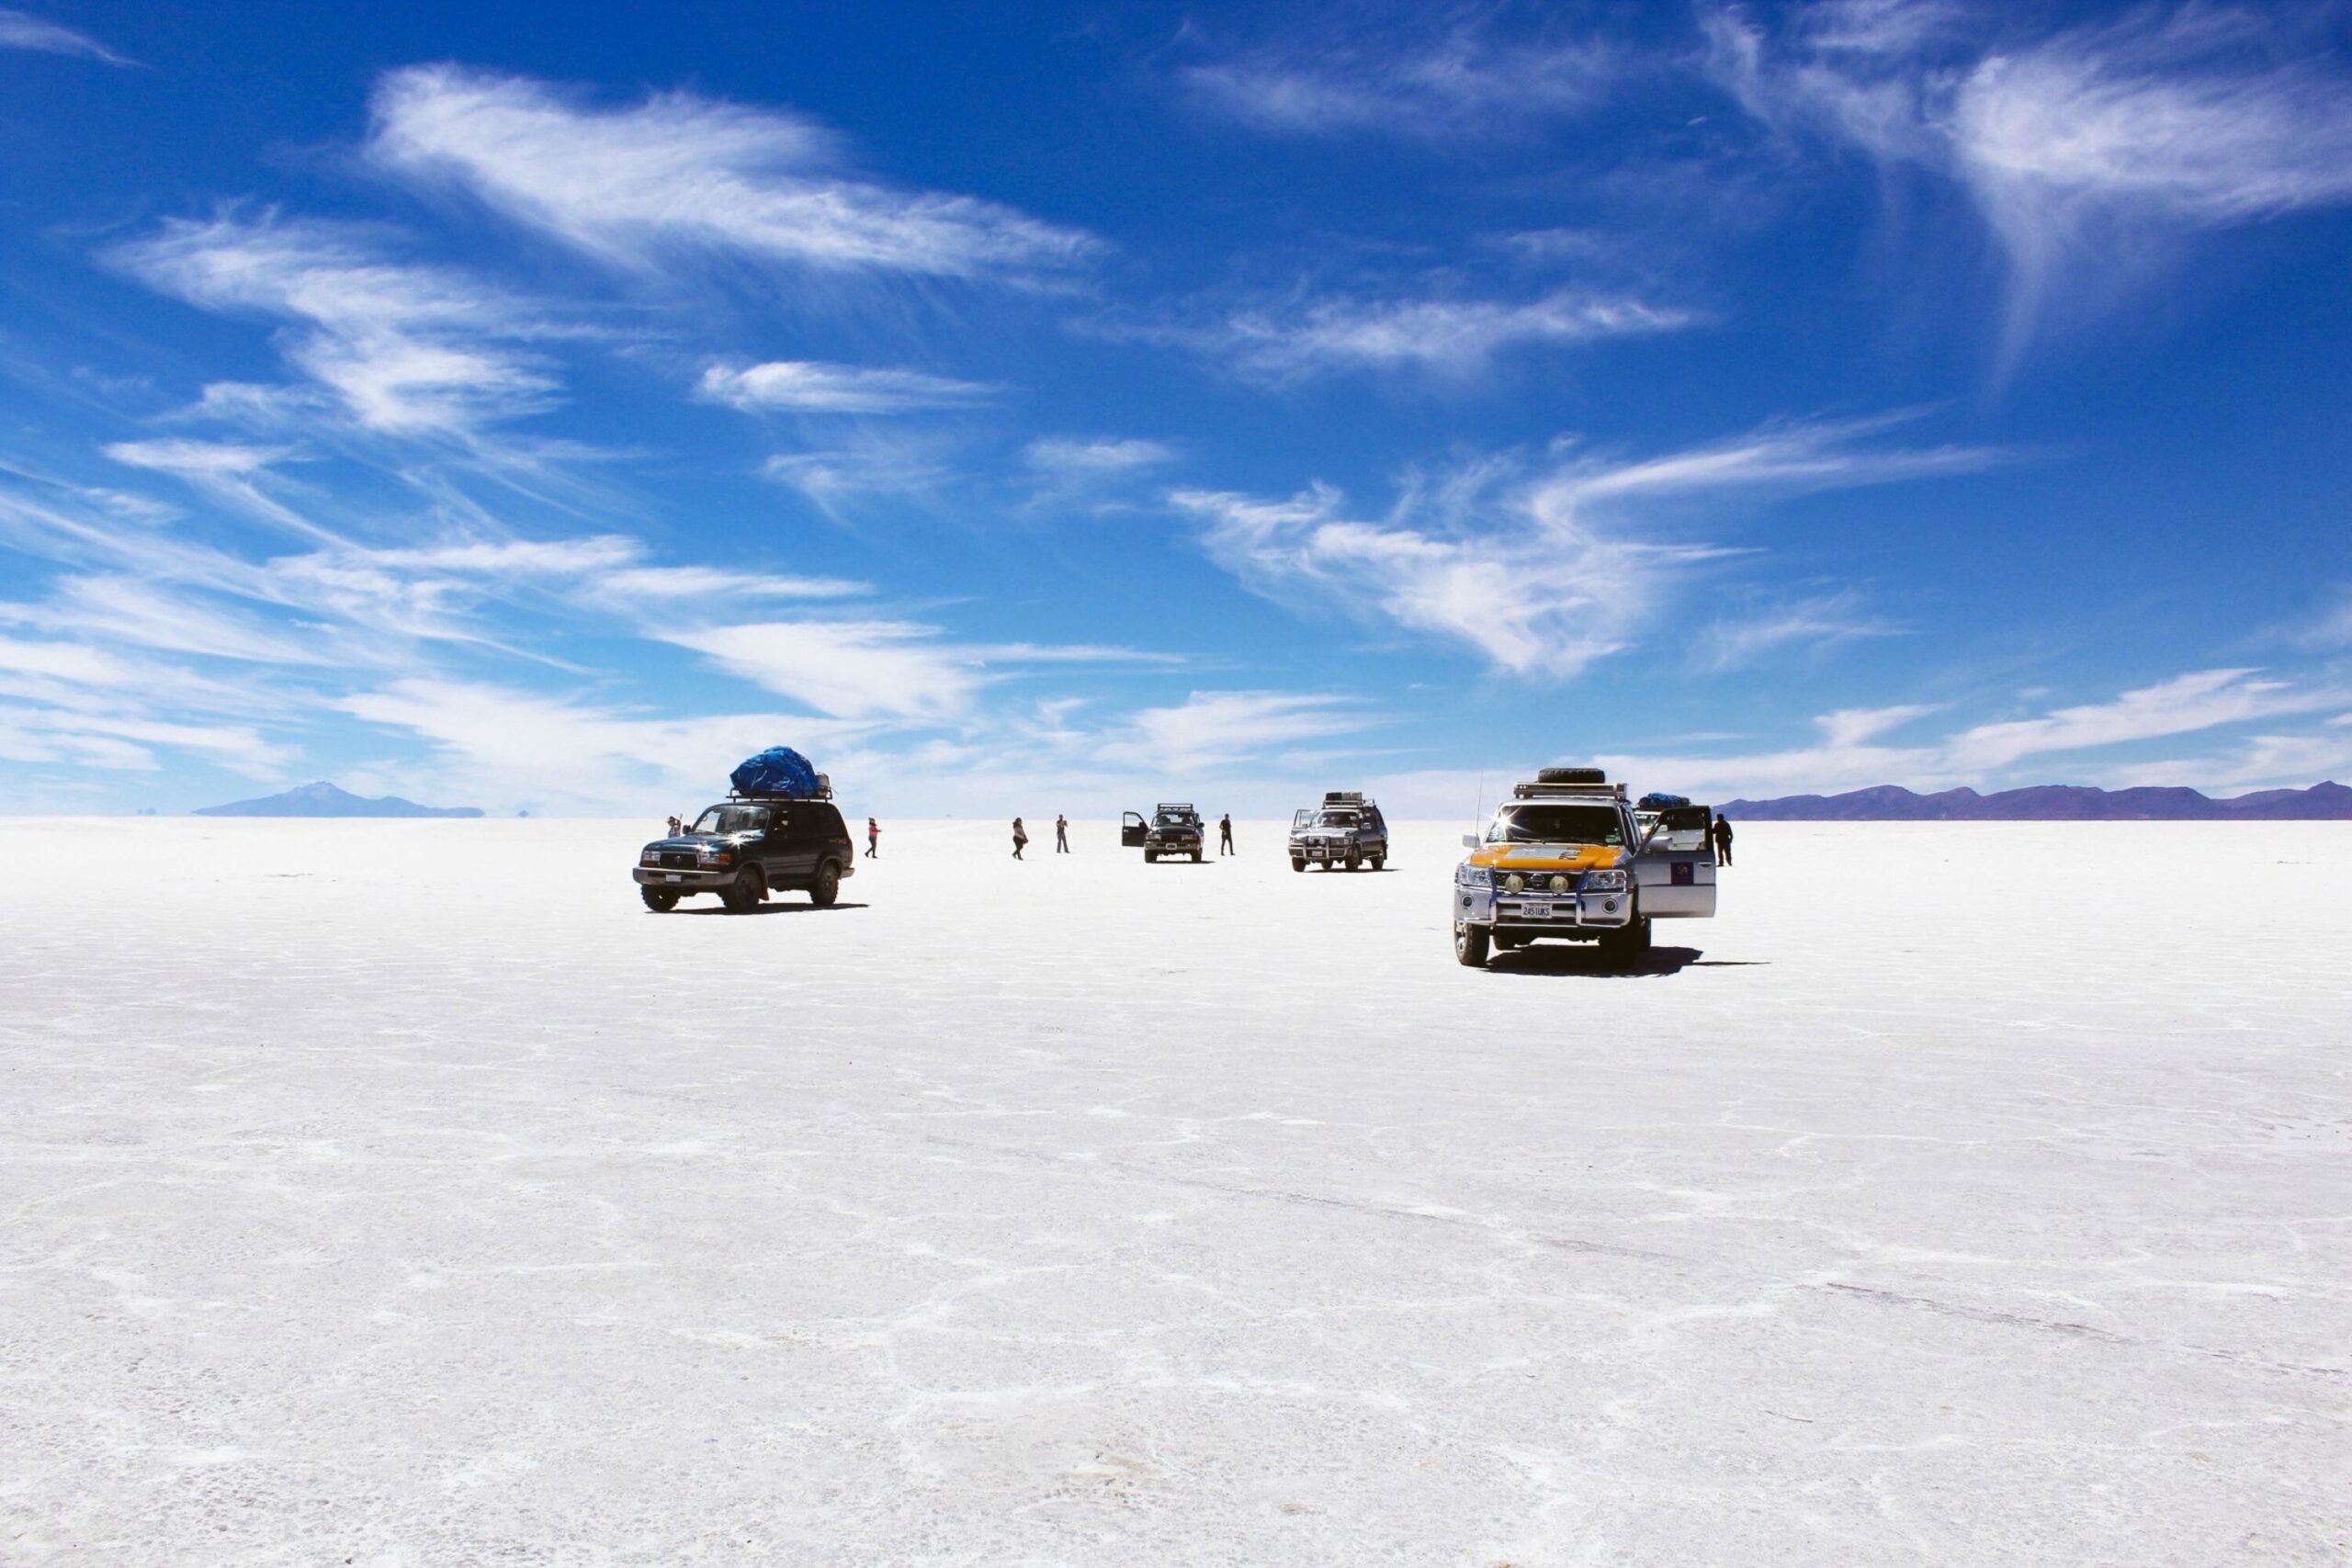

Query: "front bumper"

xmin=1452 ymin=884 xmax=1634 ymax=932
xmin=633 ymin=863 xmax=750 ymax=891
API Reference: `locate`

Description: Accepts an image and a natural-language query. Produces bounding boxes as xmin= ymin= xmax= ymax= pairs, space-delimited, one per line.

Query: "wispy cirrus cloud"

xmin=662 ymin=619 xmax=1177 ymax=725
xmin=1173 ymin=415 xmax=2006 ymax=678
xmin=0 ymin=7 xmax=131 ymax=65
xmin=1691 ymin=590 xmax=1903 ymax=671
xmin=696 ymin=360 xmax=998 ymax=414
xmin=112 ymin=212 xmax=560 ymax=436
xmin=367 ymin=64 xmax=1096 ymax=280
xmin=1137 ymin=287 xmax=1693 ymax=383
xmin=1096 ymin=690 xmax=1366 ymax=772
xmin=1182 ymin=18 xmax=1623 ymax=140
xmin=1705 ymin=2 xmax=2352 ymax=365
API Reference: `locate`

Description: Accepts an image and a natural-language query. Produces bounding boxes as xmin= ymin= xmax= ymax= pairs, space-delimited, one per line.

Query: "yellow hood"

xmin=1467 ymin=842 xmax=1626 ymax=873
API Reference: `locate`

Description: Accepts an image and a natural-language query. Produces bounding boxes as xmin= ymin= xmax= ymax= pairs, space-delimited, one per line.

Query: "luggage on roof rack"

xmin=729 ymin=747 xmax=830 ymax=800
xmin=1637 ymin=792 xmax=1690 ymax=811
xmin=1536 ymin=766 xmax=1607 ymax=784
xmin=1323 ymin=790 xmax=1363 ymax=806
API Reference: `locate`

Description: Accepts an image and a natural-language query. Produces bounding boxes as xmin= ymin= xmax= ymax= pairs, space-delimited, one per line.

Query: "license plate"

xmin=1521 ymin=902 xmax=1552 ymax=919
xmin=663 ymin=874 xmax=684 ymax=883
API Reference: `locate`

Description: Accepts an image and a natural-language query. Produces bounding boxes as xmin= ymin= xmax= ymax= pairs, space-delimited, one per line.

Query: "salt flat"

xmin=2 ymin=818 xmax=2346 ymax=1566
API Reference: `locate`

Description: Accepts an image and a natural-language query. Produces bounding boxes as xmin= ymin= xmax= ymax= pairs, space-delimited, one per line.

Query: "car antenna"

xmin=1472 ymin=771 xmax=1485 ymax=828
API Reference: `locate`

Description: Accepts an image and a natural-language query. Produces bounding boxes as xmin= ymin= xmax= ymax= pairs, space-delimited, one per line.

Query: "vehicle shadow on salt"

xmin=676 ymin=901 xmax=871 ymax=916
xmin=1488 ymin=944 xmax=1710 ymax=978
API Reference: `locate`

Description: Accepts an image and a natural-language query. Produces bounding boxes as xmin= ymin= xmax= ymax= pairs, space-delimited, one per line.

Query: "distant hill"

xmin=1717 ymin=781 xmax=2352 ymax=821
xmin=193 ymin=781 xmax=484 ymax=818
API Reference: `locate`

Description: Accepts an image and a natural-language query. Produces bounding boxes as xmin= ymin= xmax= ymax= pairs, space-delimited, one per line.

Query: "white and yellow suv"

xmin=1451 ymin=768 xmax=1718 ymax=967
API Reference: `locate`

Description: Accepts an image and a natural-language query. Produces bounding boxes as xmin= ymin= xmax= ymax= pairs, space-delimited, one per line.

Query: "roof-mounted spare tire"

xmin=1535 ymin=766 xmax=1607 ymax=784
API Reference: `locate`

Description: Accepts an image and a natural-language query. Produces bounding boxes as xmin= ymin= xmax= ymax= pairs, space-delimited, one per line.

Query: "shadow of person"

xmin=1487 ymin=943 xmax=1704 ymax=978
xmin=679 ymin=900 xmax=873 ymax=916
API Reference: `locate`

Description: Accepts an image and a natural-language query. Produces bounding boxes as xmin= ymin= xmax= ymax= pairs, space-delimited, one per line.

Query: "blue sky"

xmin=3 ymin=0 xmax=2348 ymax=815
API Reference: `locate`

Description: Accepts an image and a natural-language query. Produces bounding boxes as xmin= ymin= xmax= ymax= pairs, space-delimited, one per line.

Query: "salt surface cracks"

xmin=1 ymin=818 xmax=2346 ymax=1564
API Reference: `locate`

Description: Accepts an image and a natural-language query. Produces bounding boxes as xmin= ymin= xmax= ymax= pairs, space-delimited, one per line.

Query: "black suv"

xmin=1122 ymin=803 xmax=1204 ymax=863
xmin=635 ymin=797 xmax=855 ymax=912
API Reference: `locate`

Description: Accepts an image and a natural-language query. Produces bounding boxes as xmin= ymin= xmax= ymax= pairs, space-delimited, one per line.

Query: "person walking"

xmin=1012 ymin=817 xmax=1029 ymax=860
xmin=1055 ymin=814 xmax=1070 ymax=853
xmin=1218 ymin=813 xmax=1235 ymax=856
xmin=1711 ymin=813 xmax=1734 ymax=867
xmin=865 ymin=817 xmax=880 ymax=859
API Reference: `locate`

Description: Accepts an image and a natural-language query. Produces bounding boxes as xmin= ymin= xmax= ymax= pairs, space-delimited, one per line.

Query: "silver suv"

xmin=1289 ymin=791 xmax=1388 ymax=872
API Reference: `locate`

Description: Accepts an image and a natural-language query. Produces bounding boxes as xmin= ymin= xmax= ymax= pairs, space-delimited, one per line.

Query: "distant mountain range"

xmin=1717 ymin=781 xmax=2352 ymax=821
xmin=193 ymin=781 xmax=484 ymax=818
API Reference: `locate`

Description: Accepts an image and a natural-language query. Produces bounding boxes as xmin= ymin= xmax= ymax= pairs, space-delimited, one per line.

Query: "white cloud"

xmin=1189 ymin=288 xmax=1692 ymax=381
xmin=696 ymin=361 xmax=997 ymax=414
xmin=0 ymin=7 xmax=130 ymax=64
xmin=590 ymin=566 xmax=865 ymax=603
xmin=1097 ymin=691 xmax=1366 ymax=772
xmin=103 ymin=439 xmax=286 ymax=476
xmin=336 ymin=677 xmax=874 ymax=814
xmin=1690 ymin=591 xmax=1905 ymax=671
xmin=368 ymin=64 xmax=1094 ymax=279
xmin=112 ymin=212 xmax=558 ymax=436
xmin=1172 ymin=416 xmax=2004 ymax=678
xmin=1706 ymin=4 xmax=2352 ymax=363
xmin=1023 ymin=437 xmax=1177 ymax=477
xmin=1184 ymin=25 xmax=1620 ymax=139
xmin=662 ymin=619 xmax=986 ymax=722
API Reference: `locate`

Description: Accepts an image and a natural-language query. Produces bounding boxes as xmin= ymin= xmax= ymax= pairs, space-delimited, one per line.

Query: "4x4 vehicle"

xmin=1122 ymin=803 xmax=1204 ymax=863
xmin=1450 ymin=767 xmax=1717 ymax=967
xmin=1289 ymin=791 xmax=1388 ymax=872
xmin=635 ymin=794 xmax=855 ymax=912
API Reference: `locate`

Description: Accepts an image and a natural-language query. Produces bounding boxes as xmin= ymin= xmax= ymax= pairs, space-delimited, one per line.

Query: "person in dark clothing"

xmin=1711 ymin=813 xmax=1734 ymax=866
xmin=1012 ymin=817 xmax=1029 ymax=859
xmin=1218 ymin=813 xmax=1235 ymax=856
xmin=865 ymin=817 xmax=879 ymax=858
xmin=1055 ymin=814 xmax=1069 ymax=853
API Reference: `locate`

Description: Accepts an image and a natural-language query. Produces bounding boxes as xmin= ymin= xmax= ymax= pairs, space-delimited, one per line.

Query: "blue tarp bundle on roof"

xmin=1636 ymin=792 xmax=1691 ymax=810
xmin=730 ymin=747 xmax=820 ymax=799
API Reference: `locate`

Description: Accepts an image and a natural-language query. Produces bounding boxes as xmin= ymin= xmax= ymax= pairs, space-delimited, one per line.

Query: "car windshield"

xmin=1316 ymin=811 xmax=1360 ymax=828
xmin=1155 ymin=810 xmax=1195 ymax=828
xmin=1487 ymin=804 xmax=1626 ymax=847
xmin=691 ymin=806 xmax=770 ymax=836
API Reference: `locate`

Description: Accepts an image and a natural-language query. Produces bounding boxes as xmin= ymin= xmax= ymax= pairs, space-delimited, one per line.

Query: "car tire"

xmin=1370 ymin=853 xmax=1385 ymax=871
xmin=1600 ymin=913 xmax=1652 ymax=963
xmin=1290 ymin=856 xmax=1305 ymax=872
xmin=1454 ymin=922 xmax=1490 ymax=968
xmin=1144 ymin=849 xmax=1157 ymax=863
xmin=721 ymin=868 xmax=765 ymax=913
xmin=808 ymin=861 xmax=840 ymax=908
xmin=1344 ymin=849 xmax=1361 ymax=872
xmin=1536 ymin=766 xmax=1607 ymax=784
xmin=1192 ymin=850 xmax=1203 ymax=863
xmin=640 ymin=886 xmax=678 ymax=912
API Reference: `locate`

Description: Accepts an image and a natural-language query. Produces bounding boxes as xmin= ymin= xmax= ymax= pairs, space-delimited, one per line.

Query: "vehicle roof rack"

xmin=729 ymin=772 xmax=834 ymax=802
xmin=1155 ymin=801 xmax=1196 ymax=811
xmin=1322 ymin=790 xmax=1364 ymax=806
xmin=1512 ymin=780 xmax=1628 ymax=801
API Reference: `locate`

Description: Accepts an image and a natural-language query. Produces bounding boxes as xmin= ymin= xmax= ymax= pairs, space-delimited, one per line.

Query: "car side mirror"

xmin=1461 ymin=833 xmax=1479 ymax=849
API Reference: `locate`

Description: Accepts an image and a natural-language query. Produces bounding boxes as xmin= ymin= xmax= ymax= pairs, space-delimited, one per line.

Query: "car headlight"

xmin=1582 ymin=869 xmax=1629 ymax=892
xmin=640 ymin=849 xmax=659 ymax=864
xmin=1504 ymin=873 xmax=1525 ymax=893
xmin=1548 ymin=874 xmax=1570 ymax=894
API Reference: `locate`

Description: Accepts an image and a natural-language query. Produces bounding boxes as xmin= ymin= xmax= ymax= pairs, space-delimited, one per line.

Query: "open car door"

xmin=1120 ymin=810 xmax=1148 ymax=848
xmin=1635 ymin=804 xmax=1717 ymax=918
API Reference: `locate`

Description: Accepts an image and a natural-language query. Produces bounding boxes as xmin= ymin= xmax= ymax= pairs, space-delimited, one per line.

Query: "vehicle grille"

xmin=659 ymin=851 xmax=698 ymax=870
